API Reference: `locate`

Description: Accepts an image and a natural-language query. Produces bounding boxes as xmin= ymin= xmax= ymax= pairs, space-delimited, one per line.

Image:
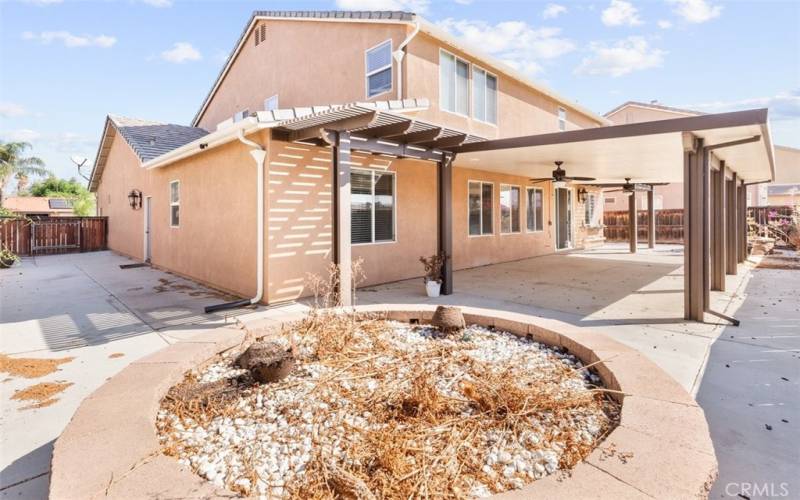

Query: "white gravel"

xmin=157 ymin=321 xmax=611 ymax=498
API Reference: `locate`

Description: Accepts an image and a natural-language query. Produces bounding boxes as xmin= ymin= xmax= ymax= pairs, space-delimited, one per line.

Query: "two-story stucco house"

xmin=89 ymin=10 xmax=613 ymax=305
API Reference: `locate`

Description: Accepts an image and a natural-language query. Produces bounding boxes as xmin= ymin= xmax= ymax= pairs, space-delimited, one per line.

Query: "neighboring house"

xmin=603 ymin=101 xmax=799 ymax=210
xmin=89 ymin=10 xmax=609 ymax=304
xmin=2 ymin=197 xmax=74 ymax=217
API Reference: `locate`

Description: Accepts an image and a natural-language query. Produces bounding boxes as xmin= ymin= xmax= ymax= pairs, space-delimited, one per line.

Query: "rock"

xmin=497 ymin=451 xmax=513 ymax=464
xmin=431 ymin=306 xmax=466 ymax=334
xmin=237 ymin=341 xmax=295 ymax=383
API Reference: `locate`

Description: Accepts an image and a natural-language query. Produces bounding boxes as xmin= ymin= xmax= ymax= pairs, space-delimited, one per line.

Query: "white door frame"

xmin=143 ymin=196 xmax=152 ymax=262
xmin=554 ymin=187 xmax=573 ymax=251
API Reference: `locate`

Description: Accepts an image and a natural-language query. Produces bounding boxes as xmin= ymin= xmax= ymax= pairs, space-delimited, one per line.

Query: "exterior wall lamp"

xmin=128 ymin=189 xmax=143 ymax=210
xmin=577 ymin=187 xmax=588 ymax=203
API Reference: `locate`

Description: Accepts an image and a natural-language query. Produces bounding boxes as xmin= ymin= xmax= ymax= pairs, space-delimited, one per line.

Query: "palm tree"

xmin=0 ymin=141 xmax=50 ymax=206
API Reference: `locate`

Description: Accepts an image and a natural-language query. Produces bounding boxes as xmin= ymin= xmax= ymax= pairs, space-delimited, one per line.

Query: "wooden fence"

xmin=603 ymin=209 xmax=685 ymax=243
xmin=1 ymin=217 xmax=108 ymax=256
xmin=604 ymin=205 xmax=796 ymax=244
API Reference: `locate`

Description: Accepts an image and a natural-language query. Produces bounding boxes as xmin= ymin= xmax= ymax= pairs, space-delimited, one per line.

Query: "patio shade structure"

xmin=448 ymin=108 xmax=775 ymax=322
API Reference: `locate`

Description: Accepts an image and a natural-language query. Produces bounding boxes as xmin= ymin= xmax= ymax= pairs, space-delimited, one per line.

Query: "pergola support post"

xmin=647 ymin=189 xmax=655 ymax=249
xmin=738 ymin=180 xmax=747 ymax=263
xmin=684 ymin=135 xmax=706 ymax=321
xmin=331 ymin=131 xmax=352 ymax=307
xmin=628 ymin=193 xmax=637 ymax=253
xmin=711 ymin=161 xmax=726 ymax=291
xmin=726 ymin=172 xmax=738 ymax=275
xmin=437 ymin=154 xmax=454 ymax=295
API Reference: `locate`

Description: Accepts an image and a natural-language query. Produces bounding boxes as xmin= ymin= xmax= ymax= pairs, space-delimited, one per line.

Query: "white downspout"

xmin=237 ymin=129 xmax=266 ymax=305
xmin=393 ymin=20 xmax=420 ymax=100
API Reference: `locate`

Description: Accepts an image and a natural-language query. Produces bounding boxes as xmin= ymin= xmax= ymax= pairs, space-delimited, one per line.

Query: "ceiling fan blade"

xmin=564 ymin=176 xmax=597 ymax=181
xmin=604 ymin=189 xmax=625 ymax=193
xmin=529 ymin=179 xmax=552 ymax=185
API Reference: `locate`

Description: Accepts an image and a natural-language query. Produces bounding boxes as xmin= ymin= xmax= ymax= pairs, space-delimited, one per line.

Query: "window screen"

xmin=500 ymin=185 xmax=520 ymax=233
xmin=441 ymin=51 xmax=469 ymax=115
xmin=351 ymin=170 xmax=395 ymax=244
xmin=366 ymin=40 xmax=392 ymax=98
xmin=468 ymin=181 xmax=493 ymax=236
xmin=473 ymin=68 xmax=498 ymax=124
xmin=169 ymin=180 xmax=180 ymax=227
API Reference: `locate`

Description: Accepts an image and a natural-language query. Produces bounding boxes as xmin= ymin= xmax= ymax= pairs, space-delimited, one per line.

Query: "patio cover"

xmin=450 ymin=109 xmax=775 ymax=184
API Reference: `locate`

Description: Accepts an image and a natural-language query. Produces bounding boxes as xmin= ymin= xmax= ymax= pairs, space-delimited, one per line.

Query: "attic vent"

xmin=254 ymin=24 xmax=267 ymax=46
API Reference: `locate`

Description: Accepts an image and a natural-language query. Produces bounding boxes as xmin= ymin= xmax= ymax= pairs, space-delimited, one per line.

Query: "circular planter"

xmin=49 ymin=305 xmax=717 ymax=499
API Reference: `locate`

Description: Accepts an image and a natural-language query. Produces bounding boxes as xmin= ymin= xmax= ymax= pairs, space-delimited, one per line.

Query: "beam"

xmin=348 ymin=135 xmax=444 ymax=162
xmin=684 ymin=135 xmax=705 ymax=321
xmin=393 ymin=128 xmax=442 ymax=144
xmin=628 ymin=193 xmax=637 ymax=253
xmin=437 ymin=154 xmax=454 ymax=295
xmin=331 ymin=131 xmax=352 ymax=307
xmin=647 ymin=189 xmax=655 ymax=249
xmin=360 ymin=120 xmax=414 ymax=139
xmin=711 ymin=160 xmax=726 ymax=291
xmin=285 ymin=112 xmax=377 ymax=142
xmin=422 ymin=133 xmax=468 ymax=149
xmin=726 ymin=171 xmax=738 ymax=275
xmin=704 ymin=135 xmax=761 ymax=151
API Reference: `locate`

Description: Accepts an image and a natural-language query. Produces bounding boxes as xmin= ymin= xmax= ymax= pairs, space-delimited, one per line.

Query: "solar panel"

xmin=48 ymin=199 xmax=73 ymax=209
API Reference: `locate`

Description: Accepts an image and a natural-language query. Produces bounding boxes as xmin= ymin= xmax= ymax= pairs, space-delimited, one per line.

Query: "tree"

xmin=29 ymin=176 xmax=96 ymax=216
xmin=0 ymin=141 xmax=50 ymax=205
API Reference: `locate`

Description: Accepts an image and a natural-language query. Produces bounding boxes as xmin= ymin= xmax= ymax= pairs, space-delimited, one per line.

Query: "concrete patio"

xmin=0 ymin=244 xmax=755 ymax=498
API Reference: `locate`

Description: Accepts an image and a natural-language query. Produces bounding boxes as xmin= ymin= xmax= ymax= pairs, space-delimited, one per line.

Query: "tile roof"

xmin=604 ymin=101 xmax=705 ymax=118
xmin=251 ymin=10 xmax=413 ymax=20
xmin=2 ymin=197 xmax=73 ymax=214
xmin=108 ymin=115 xmax=208 ymax=162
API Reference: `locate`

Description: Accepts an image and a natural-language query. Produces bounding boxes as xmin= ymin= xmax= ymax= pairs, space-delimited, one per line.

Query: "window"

xmin=366 ymin=40 xmax=392 ymax=98
xmin=440 ymin=50 xmax=470 ymax=115
xmin=264 ymin=94 xmax=279 ymax=111
xmin=584 ymin=193 xmax=598 ymax=226
xmin=604 ymin=197 xmax=616 ymax=204
xmin=472 ymin=67 xmax=498 ymax=124
xmin=500 ymin=185 xmax=521 ymax=233
xmin=468 ymin=181 xmax=493 ymax=236
xmin=351 ymin=169 xmax=395 ymax=244
xmin=526 ymin=187 xmax=544 ymax=232
xmin=558 ymin=107 xmax=567 ymax=131
xmin=169 ymin=180 xmax=180 ymax=227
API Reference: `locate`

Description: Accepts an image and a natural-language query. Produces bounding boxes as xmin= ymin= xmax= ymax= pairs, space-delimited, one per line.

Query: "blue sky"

xmin=1 ymin=0 xmax=798 ymax=185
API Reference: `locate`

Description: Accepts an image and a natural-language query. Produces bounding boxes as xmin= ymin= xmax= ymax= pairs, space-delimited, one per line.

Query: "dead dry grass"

xmin=0 ymin=353 xmax=74 ymax=378
xmin=12 ymin=381 xmax=73 ymax=410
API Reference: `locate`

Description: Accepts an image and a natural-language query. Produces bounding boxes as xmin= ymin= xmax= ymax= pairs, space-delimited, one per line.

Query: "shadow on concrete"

xmin=0 ymin=440 xmax=52 ymax=496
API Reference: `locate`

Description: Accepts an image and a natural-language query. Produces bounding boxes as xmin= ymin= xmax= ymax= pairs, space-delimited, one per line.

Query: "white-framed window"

xmin=472 ymin=66 xmax=498 ymax=124
xmin=526 ymin=187 xmax=544 ymax=232
xmin=264 ymin=94 xmax=279 ymax=111
xmin=351 ymin=169 xmax=395 ymax=244
xmin=500 ymin=185 xmax=521 ymax=233
xmin=558 ymin=107 xmax=567 ymax=131
xmin=440 ymin=50 xmax=470 ymax=116
xmin=584 ymin=193 xmax=598 ymax=226
xmin=169 ymin=180 xmax=180 ymax=227
xmin=365 ymin=40 xmax=392 ymax=98
xmin=468 ymin=181 xmax=493 ymax=236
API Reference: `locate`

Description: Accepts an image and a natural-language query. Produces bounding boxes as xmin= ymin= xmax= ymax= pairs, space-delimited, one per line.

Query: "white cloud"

xmin=335 ymin=0 xmax=430 ymax=13
xmin=2 ymin=129 xmax=42 ymax=143
xmin=453 ymin=0 xmax=472 ymax=4
xmin=160 ymin=42 xmax=202 ymax=63
xmin=668 ymin=0 xmax=722 ymax=23
xmin=22 ymin=31 xmax=116 ymax=48
xmin=601 ymin=0 xmax=643 ymax=27
xmin=575 ymin=36 xmax=665 ymax=77
xmin=437 ymin=18 xmax=575 ymax=76
xmin=657 ymin=19 xmax=673 ymax=29
xmin=542 ymin=3 xmax=568 ymax=19
xmin=22 ymin=0 xmax=63 ymax=4
xmin=0 ymin=102 xmax=28 ymax=118
xmin=680 ymin=90 xmax=800 ymax=120
xmin=140 ymin=0 xmax=173 ymax=6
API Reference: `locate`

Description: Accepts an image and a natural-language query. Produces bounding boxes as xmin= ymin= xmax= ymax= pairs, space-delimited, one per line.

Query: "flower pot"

xmin=425 ymin=280 xmax=441 ymax=298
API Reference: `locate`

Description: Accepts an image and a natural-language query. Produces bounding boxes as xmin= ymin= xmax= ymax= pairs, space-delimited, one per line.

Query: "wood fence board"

xmin=0 ymin=216 xmax=108 ymax=256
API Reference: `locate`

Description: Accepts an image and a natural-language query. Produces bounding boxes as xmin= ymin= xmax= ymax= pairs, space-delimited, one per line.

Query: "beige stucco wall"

xmin=196 ymin=20 xmax=602 ymax=136
xmin=96 ymin=130 xmax=264 ymax=298
xmin=605 ymin=104 xmax=697 ymax=125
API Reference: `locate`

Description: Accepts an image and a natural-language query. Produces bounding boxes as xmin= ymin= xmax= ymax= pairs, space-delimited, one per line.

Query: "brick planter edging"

xmin=50 ymin=305 xmax=717 ymax=499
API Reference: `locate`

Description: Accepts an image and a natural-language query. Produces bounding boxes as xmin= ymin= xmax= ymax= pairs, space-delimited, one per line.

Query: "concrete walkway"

xmin=0 ymin=252 xmax=302 ymax=499
xmin=696 ymin=251 xmax=800 ymax=499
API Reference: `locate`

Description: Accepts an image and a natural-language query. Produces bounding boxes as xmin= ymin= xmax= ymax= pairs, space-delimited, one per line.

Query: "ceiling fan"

xmin=599 ymin=178 xmax=667 ymax=194
xmin=529 ymin=161 xmax=596 ymax=186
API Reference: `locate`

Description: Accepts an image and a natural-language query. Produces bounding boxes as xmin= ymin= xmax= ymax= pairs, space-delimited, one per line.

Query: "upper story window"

xmin=472 ymin=67 xmax=498 ymax=124
xmin=526 ymin=187 xmax=544 ymax=232
xmin=264 ymin=94 xmax=279 ymax=111
xmin=500 ymin=185 xmax=521 ymax=233
xmin=440 ymin=50 xmax=469 ymax=116
xmin=468 ymin=181 xmax=493 ymax=236
xmin=169 ymin=180 xmax=180 ymax=227
xmin=351 ymin=169 xmax=395 ymax=244
xmin=558 ymin=107 xmax=567 ymax=131
xmin=365 ymin=40 xmax=392 ymax=98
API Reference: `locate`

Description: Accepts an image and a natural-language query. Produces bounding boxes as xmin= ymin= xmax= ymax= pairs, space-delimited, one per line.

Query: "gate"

xmin=31 ymin=219 xmax=82 ymax=255
xmin=0 ymin=217 xmax=108 ymax=256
